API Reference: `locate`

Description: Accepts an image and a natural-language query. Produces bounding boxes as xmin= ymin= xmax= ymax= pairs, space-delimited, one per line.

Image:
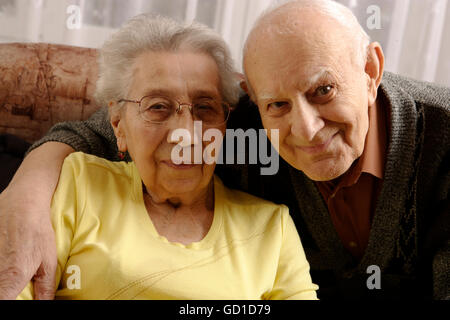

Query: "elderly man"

xmin=0 ymin=0 xmax=449 ymax=300
xmin=237 ymin=0 xmax=449 ymax=300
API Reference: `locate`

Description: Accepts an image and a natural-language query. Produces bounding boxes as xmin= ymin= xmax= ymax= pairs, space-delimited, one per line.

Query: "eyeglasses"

xmin=118 ymin=95 xmax=231 ymax=126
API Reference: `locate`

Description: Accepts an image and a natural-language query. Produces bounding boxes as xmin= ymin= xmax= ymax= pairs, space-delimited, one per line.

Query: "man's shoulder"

xmin=382 ymin=72 xmax=450 ymax=153
xmin=382 ymin=72 xmax=450 ymax=112
xmin=383 ymin=74 xmax=450 ymax=213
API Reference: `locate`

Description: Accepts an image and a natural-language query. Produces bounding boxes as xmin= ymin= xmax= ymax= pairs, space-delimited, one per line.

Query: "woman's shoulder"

xmin=63 ymin=152 xmax=132 ymax=178
xmin=215 ymin=175 xmax=290 ymax=225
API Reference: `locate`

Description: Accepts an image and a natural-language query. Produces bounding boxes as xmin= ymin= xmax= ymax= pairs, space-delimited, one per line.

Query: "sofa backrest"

xmin=0 ymin=43 xmax=100 ymax=143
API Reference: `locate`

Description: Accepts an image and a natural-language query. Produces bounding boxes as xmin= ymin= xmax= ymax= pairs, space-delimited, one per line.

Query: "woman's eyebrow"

xmin=140 ymin=88 xmax=174 ymax=97
xmin=138 ymin=88 xmax=219 ymax=100
xmin=192 ymin=90 xmax=220 ymax=99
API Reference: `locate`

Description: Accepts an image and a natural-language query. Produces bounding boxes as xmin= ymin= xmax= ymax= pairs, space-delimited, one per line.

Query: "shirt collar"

xmin=358 ymin=100 xmax=387 ymax=180
xmin=319 ymin=100 xmax=387 ymax=192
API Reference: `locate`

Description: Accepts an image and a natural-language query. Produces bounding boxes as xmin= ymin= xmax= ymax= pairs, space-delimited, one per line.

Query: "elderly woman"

xmin=17 ymin=14 xmax=317 ymax=300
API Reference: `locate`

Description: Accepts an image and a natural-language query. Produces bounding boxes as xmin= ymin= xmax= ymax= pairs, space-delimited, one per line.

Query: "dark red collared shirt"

xmin=315 ymin=103 xmax=387 ymax=260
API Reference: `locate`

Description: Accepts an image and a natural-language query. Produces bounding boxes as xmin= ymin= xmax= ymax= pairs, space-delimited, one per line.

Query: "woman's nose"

xmin=167 ymin=108 xmax=202 ymax=147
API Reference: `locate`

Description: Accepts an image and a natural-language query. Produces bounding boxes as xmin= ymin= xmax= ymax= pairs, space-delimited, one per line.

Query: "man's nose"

xmin=289 ymin=96 xmax=325 ymax=143
xmin=167 ymin=107 xmax=201 ymax=147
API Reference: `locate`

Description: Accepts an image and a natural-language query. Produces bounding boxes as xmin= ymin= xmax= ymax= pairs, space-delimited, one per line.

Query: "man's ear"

xmin=365 ymin=42 xmax=384 ymax=106
xmin=109 ymin=101 xmax=127 ymax=152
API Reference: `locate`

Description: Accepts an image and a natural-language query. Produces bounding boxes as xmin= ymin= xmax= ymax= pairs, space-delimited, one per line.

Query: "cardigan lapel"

xmin=357 ymin=73 xmax=421 ymax=273
xmin=288 ymin=166 xmax=355 ymax=271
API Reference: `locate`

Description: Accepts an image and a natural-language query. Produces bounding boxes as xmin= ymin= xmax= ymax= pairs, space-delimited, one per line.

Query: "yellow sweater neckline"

xmin=128 ymin=162 xmax=223 ymax=250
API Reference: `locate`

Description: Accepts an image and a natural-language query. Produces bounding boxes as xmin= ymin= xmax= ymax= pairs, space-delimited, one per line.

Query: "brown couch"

xmin=0 ymin=43 xmax=100 ymax=143
xmin=0 ymin=43 xmax=101 ymax=192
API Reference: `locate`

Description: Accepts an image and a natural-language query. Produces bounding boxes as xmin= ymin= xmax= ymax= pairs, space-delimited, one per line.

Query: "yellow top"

xmin=18 ymin=152 xmax=318 ymax=300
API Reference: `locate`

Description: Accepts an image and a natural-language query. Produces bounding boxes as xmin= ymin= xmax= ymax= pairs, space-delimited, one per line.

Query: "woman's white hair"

xmin=95 ymin=14 xmax=240 ymax=110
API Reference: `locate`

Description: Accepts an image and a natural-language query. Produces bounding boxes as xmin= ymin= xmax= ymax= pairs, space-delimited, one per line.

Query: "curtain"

xmin=0 ymin=0 xmax=449 ymax=87
xmin=336 ymin=0 xmax=450 ymax=88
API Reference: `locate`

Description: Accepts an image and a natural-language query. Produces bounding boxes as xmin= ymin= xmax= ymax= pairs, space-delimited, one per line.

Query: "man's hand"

xmin=0 ymin=142 xmax=75 ymax=300
xmin=0 ymin=188 xmax=57 ymax=300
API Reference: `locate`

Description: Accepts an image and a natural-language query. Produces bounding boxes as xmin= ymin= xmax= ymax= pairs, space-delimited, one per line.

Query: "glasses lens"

xmin=193 ymin=99 xmax=229 ymax=125
xmin=140 ymin=96 xmax=174 ymax=123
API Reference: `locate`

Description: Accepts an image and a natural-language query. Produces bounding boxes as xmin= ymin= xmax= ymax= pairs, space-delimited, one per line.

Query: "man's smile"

xmin=294 ymin=132 xmax=339 ymax=155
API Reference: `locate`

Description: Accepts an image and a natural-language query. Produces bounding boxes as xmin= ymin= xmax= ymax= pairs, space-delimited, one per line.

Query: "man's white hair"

xmin=95 ymin=14 xmax=240 ymax=111
xmin=244 ymin=0 xmax=371 ymax=69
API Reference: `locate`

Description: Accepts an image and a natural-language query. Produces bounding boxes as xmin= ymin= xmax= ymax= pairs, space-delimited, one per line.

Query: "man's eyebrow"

xmin=258 ymin=93 xmax=276 ymax=102
xmin=303 ymin=69 xmax=335 ymax=88
xmin=256 ymin=69 xmax=335 ymax=103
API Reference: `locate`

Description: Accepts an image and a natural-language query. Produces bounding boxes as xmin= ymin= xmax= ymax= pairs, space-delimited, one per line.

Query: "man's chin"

xmin=304 ymin=171 xmax=342 ymax=182
xmin=295 ymin=159 xmax=352 ymax=182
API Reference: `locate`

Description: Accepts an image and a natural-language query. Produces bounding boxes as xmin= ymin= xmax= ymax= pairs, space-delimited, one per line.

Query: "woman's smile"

xmin=162 ymin=160 xmax=199 ymax=170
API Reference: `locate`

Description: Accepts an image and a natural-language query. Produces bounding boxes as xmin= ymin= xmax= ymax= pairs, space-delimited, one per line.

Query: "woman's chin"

xmin=151 ymin=164 xmax=214 ymax=198
xmin=159 ymin=172 xmax=205 ymax=193
xmin=162 ymin=165 xmax=202 ymax=181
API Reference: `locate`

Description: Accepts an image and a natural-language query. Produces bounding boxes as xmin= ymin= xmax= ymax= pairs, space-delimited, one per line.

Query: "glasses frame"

xmin=118 ymin=95 xmax=231 ymax=127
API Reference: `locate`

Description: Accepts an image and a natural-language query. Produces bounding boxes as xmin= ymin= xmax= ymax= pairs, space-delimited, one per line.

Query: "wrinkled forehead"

xmin=129 ymin=50 xmax=221 ymax=98
xmin=244 ymin=17 xmax=353 ymax=92
xmin=247 ymin=4 xmax=352 ymax=43
xmin=248 ymin=17 xmax=349 ymax=62
xmin=131 ymin=50 xmax=219 ymax=81
xmin=245 ymin=7 xmax=353 ymax=65
xmin=245 ymin=35 xmax=341 ymax=91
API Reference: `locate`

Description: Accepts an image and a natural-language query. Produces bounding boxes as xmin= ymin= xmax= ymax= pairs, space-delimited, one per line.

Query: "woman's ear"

xmin=234 ymin=72 xmax=250 ymax=95
xmin=109 ymin=101 xmax=128 ymax=152
xmin=365 ymin=42 xmax=385 ymax=106
xmin=240 ymin=80 xmax=249 ymax=94
xmin=236 ymin=73 xmax=258 ymax=104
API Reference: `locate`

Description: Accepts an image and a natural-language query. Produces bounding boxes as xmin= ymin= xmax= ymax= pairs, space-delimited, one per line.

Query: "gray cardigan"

xmin=30 ymin=72 xmax=450 ymax=299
